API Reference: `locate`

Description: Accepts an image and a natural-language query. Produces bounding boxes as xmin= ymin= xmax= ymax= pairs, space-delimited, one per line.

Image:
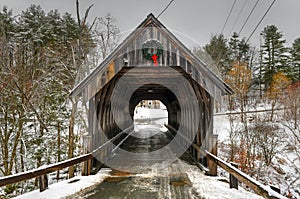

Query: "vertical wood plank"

xmin=82 ymin=135 xmax=92 ymax=176
xmin=39 ymin=175 xmax=48 ymax=192
xmin=207 ymin=134 xmax=218 ymax=176
xmin=230 ymin=162 xmax=239 ymax=189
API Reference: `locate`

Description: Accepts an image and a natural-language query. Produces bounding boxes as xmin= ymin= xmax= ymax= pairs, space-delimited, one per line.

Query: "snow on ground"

xmin=134 ymin=106 xmax=168 ymax=120
xmin=185 ymin=163 xmax=263 ymax=199
xmin=213 ymin=114 xmax=231 ymax=142
xmin=14 ymin=160 xmax=264 ymax=199
xmin=134 ymin=106 xmax=168 ymax=132
xmin=213 ymin=108 xmax=299 ymax=198
xmin=14 ymin=169 xmax=110 ymax=199
xmin=13 ymin=107 xmax=287 ymax=199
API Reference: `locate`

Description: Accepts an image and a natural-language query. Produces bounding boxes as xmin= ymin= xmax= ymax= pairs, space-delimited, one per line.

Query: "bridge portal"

xmin=70 ymin=13 xmax=233 ymax=174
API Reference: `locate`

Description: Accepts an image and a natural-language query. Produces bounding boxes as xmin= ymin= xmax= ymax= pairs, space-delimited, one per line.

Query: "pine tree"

xmin=0 ymin=3 xmax=93 ymax=185
xmin=0 ymin=6 xmax=20 ymax=177
xmin=204 ymin=34 xmax=230 ymax=78
xmin=260 ymin=25 xmax=289 ymax=90
xmin=290 ymin=38 xmax=300 ymax=81
xmin=228 ymin=32 xmax=251 ymax=65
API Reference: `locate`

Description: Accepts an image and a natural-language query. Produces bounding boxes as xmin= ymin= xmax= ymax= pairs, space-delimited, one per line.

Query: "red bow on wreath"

xmin=151 ymin=54 xmax=158 ymax=66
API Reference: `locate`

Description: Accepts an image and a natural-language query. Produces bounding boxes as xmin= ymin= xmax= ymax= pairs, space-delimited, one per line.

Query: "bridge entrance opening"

xmin=133 ymin=100 xmax=168 ymax=135
xmin=119 ymin=99 xmax=170 ymax=153
xmin=84 ymin=67 xmax=215 ymax=173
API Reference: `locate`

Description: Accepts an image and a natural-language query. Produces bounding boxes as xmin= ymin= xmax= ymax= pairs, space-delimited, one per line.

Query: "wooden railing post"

xmin=39 ymin=174 xmax=48 ymax=192
xmin=82 ymin=135 xmax=92 ymax=176
xmin=207 ymin=134 xmax=218 ymax=176
xmin=230 ymin=162 xmax=238 ymax=189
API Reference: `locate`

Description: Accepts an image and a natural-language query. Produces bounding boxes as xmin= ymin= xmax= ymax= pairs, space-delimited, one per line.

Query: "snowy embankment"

xmin=214 ymin=112 xmax=299 ymax=198
xmin=186 ymin=163 xmax=263 ymax=199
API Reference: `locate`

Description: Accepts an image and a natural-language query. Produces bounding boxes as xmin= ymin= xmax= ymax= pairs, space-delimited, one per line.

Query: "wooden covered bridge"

xmin=70 ymin=13 xmax=232 ymax=173
xmin=0 ymin=13 xmax=286 ymax=199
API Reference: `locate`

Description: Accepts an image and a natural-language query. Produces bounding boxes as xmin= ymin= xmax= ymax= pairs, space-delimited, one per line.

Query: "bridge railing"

xmin=165 ymin=124 xmax=286 ymax=199
xmin=0 ymin=125 xmax=134 ymax=192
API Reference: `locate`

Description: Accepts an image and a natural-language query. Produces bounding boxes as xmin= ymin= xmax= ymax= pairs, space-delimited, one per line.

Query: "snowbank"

xmin=14 ymin=169 xmax=110 ymax=199
xmin=187 ymin=165 xmax=264 ymax=199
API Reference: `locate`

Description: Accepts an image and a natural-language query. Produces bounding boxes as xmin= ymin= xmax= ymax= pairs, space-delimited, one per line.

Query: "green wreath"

xmin=142 ymin=39 xmax=163 ymax=62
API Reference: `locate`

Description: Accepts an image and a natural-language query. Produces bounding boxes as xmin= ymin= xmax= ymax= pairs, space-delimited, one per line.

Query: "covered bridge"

xmin=70 ymin=13 xmax=233 ymax=173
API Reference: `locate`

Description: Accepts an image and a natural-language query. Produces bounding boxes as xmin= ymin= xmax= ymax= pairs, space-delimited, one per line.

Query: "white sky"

xmin=1 ymin=0 xmax=300 ymax=47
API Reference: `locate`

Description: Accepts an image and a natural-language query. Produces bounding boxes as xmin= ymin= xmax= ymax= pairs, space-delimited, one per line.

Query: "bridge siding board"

xmin=88 ymin=96 xmax=95 ymax=138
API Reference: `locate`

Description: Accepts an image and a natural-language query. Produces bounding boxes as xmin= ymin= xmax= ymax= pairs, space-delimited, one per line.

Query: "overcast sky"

xmin=1 ymin=0 xmax=300 ymax=47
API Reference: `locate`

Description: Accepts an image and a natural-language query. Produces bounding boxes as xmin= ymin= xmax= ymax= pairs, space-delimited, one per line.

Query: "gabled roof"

xmin=70 ymin=13 xmax=233 ymax=101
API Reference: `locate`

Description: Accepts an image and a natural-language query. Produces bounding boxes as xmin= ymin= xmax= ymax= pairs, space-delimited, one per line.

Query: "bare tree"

xmin=284 ymin=83 xmax=300 ymax=129
xmin=93 ymin=13 xmax=120 ymax=61
xmin=266 ymin=71 xmax=291 ymax=121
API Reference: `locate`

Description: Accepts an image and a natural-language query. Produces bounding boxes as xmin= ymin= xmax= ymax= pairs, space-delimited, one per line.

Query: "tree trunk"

xmin=270 ymin=100 xmax=276 ymax=122
xmin=20 ymin=138 xmax=25 ymax=194
xmin=57 ymin=122 xmax=61 ymax=182
xmin=68 ymin=97 xmax=78 ymax=178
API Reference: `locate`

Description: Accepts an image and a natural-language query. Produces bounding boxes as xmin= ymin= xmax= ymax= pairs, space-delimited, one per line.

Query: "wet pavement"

xmin=75 ymin=120 xmax=195 ymax=199
xmin=77 ymin=173 xmax=193 ymax=199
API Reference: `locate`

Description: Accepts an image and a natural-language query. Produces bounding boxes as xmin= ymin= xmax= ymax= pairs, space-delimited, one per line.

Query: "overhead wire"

xmin=228 ymin=0 xmax=248 ymax=37
xmin=238 ymin=0 xmax=261 ymax=35
xmin=246 ymin=0 xmax=277 ymax=43
xmin=221 ymin=0 xmax=237 ymax=34
xmin=157 ymin=0 xmax=175 ymax=19
xmin=206 ymin=0 xmax=237 ymax=74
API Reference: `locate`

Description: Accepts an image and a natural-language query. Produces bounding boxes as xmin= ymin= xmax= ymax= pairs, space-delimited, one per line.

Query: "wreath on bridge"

xmin=142 ymin=39 xmax=163 ymax=65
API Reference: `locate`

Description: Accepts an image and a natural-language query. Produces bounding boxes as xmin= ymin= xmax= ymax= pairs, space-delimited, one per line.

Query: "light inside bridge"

xmin=133 ymin=100 xmax=168 ymax=138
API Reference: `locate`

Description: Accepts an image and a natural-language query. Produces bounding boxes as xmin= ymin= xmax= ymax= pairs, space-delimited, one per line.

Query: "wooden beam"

xmin=167 ymin=124 xmax=285 ymax=199
xmin=0 ymin=125 xmax=134 ymax=188
xmin=0 ymin=153 xmax=93 ymax=187
xmin=204 ymin=151 xmax=285 ymax=199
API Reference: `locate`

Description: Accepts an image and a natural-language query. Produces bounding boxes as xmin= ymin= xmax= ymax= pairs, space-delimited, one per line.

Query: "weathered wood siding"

xmin=82 ymin=25 xmax=223 ymax=102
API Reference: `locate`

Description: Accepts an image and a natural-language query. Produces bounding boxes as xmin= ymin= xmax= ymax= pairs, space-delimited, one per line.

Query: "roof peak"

xmin=147 ymin=13 xmax=156 ymax=18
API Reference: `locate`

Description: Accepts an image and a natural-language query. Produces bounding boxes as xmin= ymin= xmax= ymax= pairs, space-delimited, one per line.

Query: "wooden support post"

xmin=82 ymin=135 xmax=92 ymax=176
xmin=39 ymin=174 xmax=48 ymax=192
xmin=207 ymin=134 xmax=218 ymax=176
xmin=230 ymin=162 xmax=238 ymax=189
